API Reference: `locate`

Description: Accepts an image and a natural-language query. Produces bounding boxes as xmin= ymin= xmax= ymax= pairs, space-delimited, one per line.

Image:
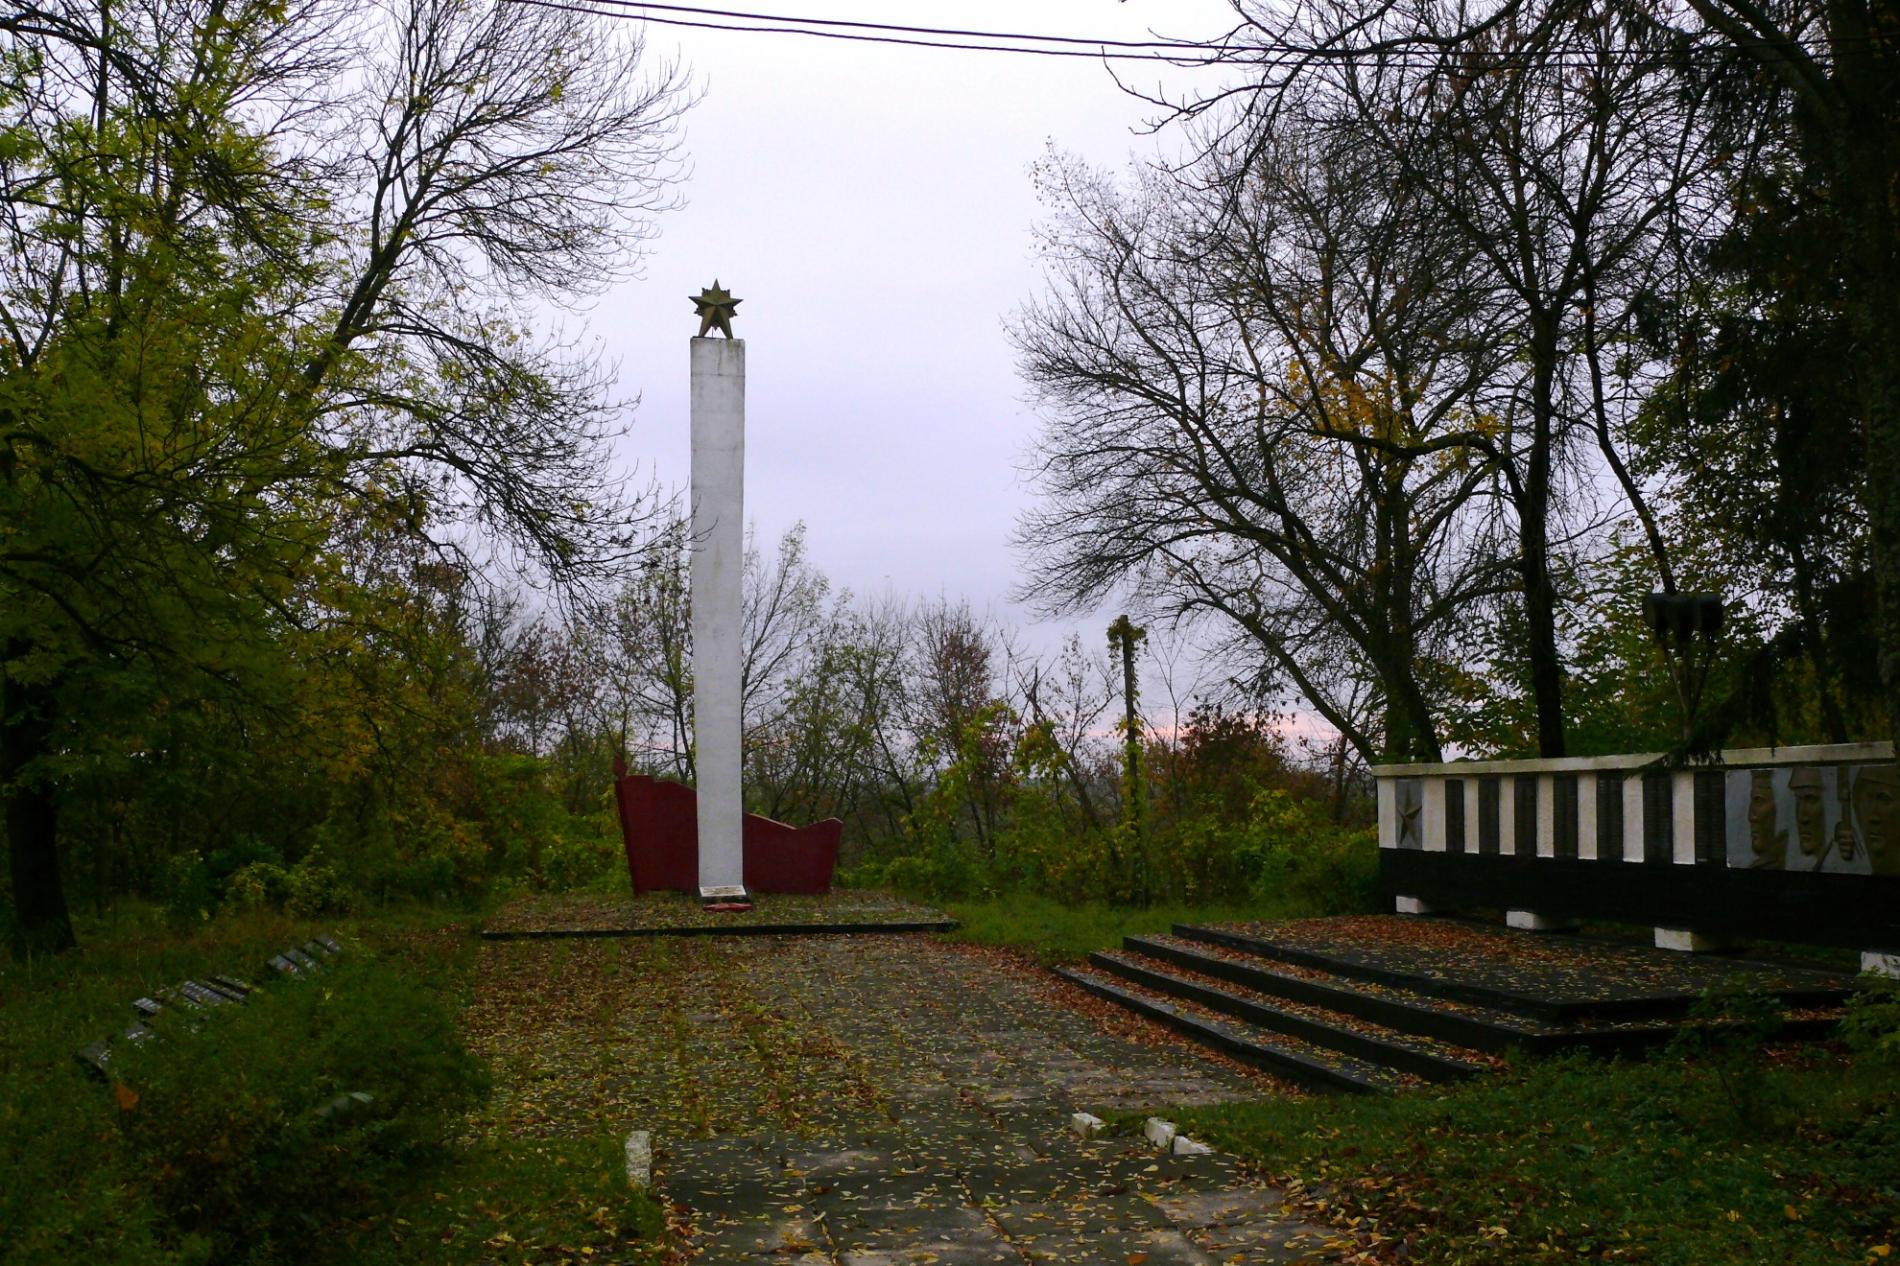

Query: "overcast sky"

xmin=588 ymin=0 xmax=1241 ymax=661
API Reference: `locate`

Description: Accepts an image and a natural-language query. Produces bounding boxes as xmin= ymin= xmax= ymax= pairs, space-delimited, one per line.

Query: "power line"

xmin=504 ymin=0 xmax=1828 ymax=70
xmin=505 ymin=0 xmax=1222 ymax=61
xmin=558 ymin=0 xmax=1221 ymax=50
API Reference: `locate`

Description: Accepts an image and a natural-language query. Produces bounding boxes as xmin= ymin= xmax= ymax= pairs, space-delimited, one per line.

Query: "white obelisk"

xmin=690 ymin=331 xmax=746 ymax=899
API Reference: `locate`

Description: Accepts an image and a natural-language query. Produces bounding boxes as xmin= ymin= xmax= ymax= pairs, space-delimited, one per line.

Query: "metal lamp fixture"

xmin=1644 ymin=591 xmax=1725 ymax=744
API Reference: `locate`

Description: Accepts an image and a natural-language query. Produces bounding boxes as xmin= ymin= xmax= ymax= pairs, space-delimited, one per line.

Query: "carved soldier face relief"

xmin=1786 ymin=765 xmax=1826 ymax=863
xmin=1747 ymin=770 xmax=1781 ymax=869
xmin=1851 ymin=764 xmax=1899 ymax=877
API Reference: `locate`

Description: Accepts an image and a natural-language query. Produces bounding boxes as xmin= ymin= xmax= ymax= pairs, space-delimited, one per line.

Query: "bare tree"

xmin=604 ymin=519 xmax=839 ymax=789
xmin=907 ymin=600 xmax=1012 ymax=853
xmin=1288 ymin=0 xmax=1731 ymax=754
xmin=1013 ymin=112 xmax=1510 ymax=762
xmin=1169 ymin=0 xmax=1883 ymax=750
xmin=1008 ymin=633 xmax=1116 ymax=832
xmin=304 ymin=0 xmax=693 ymax=581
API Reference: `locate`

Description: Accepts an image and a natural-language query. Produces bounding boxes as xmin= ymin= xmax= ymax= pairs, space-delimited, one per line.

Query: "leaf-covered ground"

xmin=460 ymin=929 xmax=1340 ymax=1262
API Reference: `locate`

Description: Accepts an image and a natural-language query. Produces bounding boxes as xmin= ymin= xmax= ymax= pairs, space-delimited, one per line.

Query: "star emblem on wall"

xmin=690 ymin=281 xmax=741 ymax=338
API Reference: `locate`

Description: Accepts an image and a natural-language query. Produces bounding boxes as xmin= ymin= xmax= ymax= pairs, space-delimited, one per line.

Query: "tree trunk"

xmin=1787 ymin=541 xmax=1849 ymax=743
xmin=1521 ymin=353 xmax=1568 ymax=757
xmin=1832 ymin=54 xmax=1900 ymax=745
xmin=3 ymin=646 xmax=74 ymax=958
xmin=1855 ymin=302 xmax=1900 ymax=743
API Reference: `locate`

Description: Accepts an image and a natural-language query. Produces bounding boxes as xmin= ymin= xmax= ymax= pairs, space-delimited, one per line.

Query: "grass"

xmin=0 ymin=901 xmax=672 ymax=1266
xmin=1170 ymin=1042 xmax=1899 ymax=1266
xmin=333 ymin=1137 xmax=669 ymax=1266
xmin=940 ymin=891 xmax=1272 ymax=963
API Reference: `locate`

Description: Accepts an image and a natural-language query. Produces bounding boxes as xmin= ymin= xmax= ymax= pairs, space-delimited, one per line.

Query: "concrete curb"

xmin=1143 ymin=1117 xmax=1213 ymax=1157
xmin=479 ymin=920 xmax=959 ymax=941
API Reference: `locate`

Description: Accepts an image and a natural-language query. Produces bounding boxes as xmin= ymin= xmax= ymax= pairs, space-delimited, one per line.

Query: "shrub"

xmin=223 ymin=861 xmax=292 ymax=914
xmin=163 ymin=850 xmax=219 ymax=922
xmin=109 ymin=958 xmax=489 ymax=1264
xmin=1843 ymin=974 xmax=1900 ymax=1073
xmin=283 ymin=847 xmax=351 ymax=916
xmin=882 ymin=848 xmax=989 ymax=901
xmin=533 ymin=827 xmax=618 ymax=892
xmin=1228 ymin=787 xmax=1382 ymax=915
xmin=1 ymin=1026 xmax=196 ymax=1266
xmin=1664 ymin=978 xmax=1793 ymax=1135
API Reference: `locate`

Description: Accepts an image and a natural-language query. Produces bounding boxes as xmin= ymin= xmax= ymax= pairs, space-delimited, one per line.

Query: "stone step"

xmin=1052 ymin=965 xmax=1407 ymax=1095
xmin=1092 ymin=949 xmax=1490 ymax=1084
xmin=1172 ymin=921 xmax=1853 ymax=1025
xmin=1125 ymin=933 xmax=1642 ymax=1057
xmin=1174 ymin=921 xmax=1602 ymax=1021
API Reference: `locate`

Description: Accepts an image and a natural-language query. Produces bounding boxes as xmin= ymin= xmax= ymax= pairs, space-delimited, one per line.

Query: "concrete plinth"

xmin=1507 ymin=909 xmax=1579 ymax=932
xmin=691 ymin=337 xmax=746 ymax=897
xmin=1654 ymin=927 xmax=1738 ymax=953
xmin=1862 ymin=950 xmax=1900 ymax=979
xmin=1395 ymin=896 xmax=1443 ymax=915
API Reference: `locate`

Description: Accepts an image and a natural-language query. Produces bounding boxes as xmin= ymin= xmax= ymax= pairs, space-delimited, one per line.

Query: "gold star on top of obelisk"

xmin=690 ymin=281 xmax=741 ymax=338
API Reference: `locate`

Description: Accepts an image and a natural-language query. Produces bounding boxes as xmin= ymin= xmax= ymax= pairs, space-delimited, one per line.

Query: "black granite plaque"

xmin=1597 ymin=773 xmax=1625 ymax=860
xmin=1642 ymin=772 xmax=1673 ymax=863
xmin=1553 ymin=775 xmax=1580 ymax=860
xmin=1445 ymin=778 xmax=1468 ymax=853
xmin=1513 ymin=775 xmax=1538 ymax=854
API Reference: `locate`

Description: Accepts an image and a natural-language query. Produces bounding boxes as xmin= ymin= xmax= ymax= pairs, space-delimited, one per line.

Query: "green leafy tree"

xmin=1 ymin=0 xmax=690 ymax=955
xmin=1637 ymin=142 xmax=1875 ymax=743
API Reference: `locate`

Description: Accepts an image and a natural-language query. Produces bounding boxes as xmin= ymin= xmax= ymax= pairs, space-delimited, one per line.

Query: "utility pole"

xmin=1107 ymin=615 xmax=1147 ymax=893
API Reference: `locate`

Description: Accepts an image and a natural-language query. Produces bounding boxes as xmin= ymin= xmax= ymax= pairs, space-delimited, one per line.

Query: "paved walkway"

xmin=663 ymin=937 xmax=1331 ymax=1264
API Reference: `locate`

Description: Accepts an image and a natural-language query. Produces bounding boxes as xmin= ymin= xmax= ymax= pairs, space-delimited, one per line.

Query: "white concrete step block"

xmin=625 ymin=1129 xmax=652 ymax=1188
xmin=1654 ymin=927 xmax=1738 ymax=952
xmin=1507 ymin=909 xmax=1579 ymax=932
xmin=1172 ymin=1135 xmax=1213 ymax=1156
xmin=1143 ymin=1117 xmax=1177 ymax=1151
xmin=1395 ymin=896 xmax=1442 ymax=915
xmin=1070 ymin=1111 xmax=1106 ymax=1138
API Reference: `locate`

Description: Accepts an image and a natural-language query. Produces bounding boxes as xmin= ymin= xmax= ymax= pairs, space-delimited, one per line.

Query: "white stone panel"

xmin=1536 ymin=774 xmax=1556 ymax=857
xmin=1672 ymin=770 xmax=1696 ymax=864
xmin=1578 ymin=774 xmax=1599 ymax=860
xmin=1377 ymin=778 xmax=1398 ymax=850
xmin=1622 ymin=776 xmax=1645 ymax=862
xmin=1422 ymin=778 xmax=1446 ymax=852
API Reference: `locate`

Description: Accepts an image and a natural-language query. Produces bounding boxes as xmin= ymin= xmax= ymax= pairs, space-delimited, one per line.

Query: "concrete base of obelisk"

xmin=690 ymin=336 xmax=746 ymax=900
